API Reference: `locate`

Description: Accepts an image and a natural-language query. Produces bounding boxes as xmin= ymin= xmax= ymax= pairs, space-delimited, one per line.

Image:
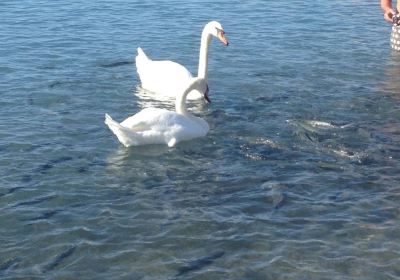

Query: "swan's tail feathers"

xmin=136 ymin=47 xmax=150 ymax=65
xmin=105 ymin=114 xmax=139 ymax=147
xmin=137 ymin=47 xmax=147 ymax=58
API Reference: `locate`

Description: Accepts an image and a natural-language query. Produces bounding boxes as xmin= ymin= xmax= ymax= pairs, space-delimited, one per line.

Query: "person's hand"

xmin=384 ymin=8 xmax=395 ymax=23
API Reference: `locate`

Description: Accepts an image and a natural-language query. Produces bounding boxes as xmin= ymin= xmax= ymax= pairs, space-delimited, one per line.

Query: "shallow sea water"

xmin=1 ymin=0 xmax=400 ymax=279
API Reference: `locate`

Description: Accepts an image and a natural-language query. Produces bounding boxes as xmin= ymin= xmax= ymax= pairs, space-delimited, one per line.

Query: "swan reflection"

xmin=133 ymin=85 xmax=208 ymax=114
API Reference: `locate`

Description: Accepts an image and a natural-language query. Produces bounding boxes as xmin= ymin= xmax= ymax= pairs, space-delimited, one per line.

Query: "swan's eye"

xmin=216 ymin=27 xmax=224 ymax=35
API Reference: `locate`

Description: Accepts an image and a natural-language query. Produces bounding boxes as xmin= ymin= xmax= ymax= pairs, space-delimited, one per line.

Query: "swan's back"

xmin=123 ymin=108 xmax=208 ymax=137
xmin=105 ymin=108 xmax=209 ymax=147
xmin=135 ymin=48 xmax=194 ymax=97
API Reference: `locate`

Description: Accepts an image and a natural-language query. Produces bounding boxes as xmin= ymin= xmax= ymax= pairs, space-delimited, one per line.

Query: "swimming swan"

xmin=105 ymin=78 xmax=210 ymax=147
xmin=135 ymin=21 xmax=229 ymax=101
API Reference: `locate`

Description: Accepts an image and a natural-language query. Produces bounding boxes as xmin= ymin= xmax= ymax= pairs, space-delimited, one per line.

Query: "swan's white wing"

xmin=120 ymin=108 xmax=171 ymax=131
xmin=135 ymin=48 xmax=203 ymax=99
xmin=120 ymin=108 xmax=208 ymax=144
xmin=154 ymin=114 xmax=209 ymax=144
xmin=106 ymin=109 xmax=178 ymax=147
xmin=119 ymin=108 xmax=192 ymax=134
xmin=137 ymin=60 xmax=193 ymax=95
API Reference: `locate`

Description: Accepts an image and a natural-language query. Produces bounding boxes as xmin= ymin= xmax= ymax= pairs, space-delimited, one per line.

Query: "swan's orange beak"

xmin=218 ymin=31 xmax=229 ymax=46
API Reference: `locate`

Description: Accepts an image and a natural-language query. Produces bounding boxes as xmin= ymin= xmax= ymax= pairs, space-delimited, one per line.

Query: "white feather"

xmin=105 ymin=78 xmax=210 ymax=147
xmin=135 ymin=21 xmax=228 ymax=100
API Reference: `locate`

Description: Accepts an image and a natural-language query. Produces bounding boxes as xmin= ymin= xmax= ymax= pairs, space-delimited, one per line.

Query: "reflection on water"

xmin=134 ymin=85 xmax=176 ymax=108
xmin=382 ymin=52 xmax=400 ymax=96
xmin=1 ymin=0 xmax=400 ymax=279
xmin=133 ymin=85 xmax=209 ymax=114
xmin=106 ymin=143 xmax=169 ymax=170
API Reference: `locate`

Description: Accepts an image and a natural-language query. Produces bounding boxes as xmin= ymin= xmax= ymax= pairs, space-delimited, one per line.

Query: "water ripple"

xmin=1 ymin=0 xmax=399 ymax=279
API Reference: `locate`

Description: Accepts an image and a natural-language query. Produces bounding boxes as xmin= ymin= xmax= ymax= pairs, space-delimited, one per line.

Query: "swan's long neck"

xmin=175 ymin=86 xmax=192 ymax=116
xmin=197 ymin=29 xmax=212 ymax=80
xmin=176 ymin=80 xmax=199 ymax=115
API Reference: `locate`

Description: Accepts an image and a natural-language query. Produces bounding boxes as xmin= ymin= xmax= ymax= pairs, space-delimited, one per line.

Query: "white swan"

xmin=135 ymin=21 xmax=229 ymax=101
xmin=105 ymin=78 xmax=210 ymax=147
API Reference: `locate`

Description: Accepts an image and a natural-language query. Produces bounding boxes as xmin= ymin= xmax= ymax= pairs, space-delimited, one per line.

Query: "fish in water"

xmin=307 ymin=120 xmax=336 ymax=129
xmin=36 ymin=156 xmax=73 ymax=174
xmin=261 ymin=182 xmax=287 ymax=209
xmin=11 ymin=194 xmax=57 ymax=209
xmin=27 ymin=209 xmax=61 ymax=222
xmin=0 ymin=257 xmax=21 ymax=272
xmin=100 ymin=61 xmax=132 ymax=68
xmin=175 ymin=250 xmax=225 ymax=277
xmin=42 ymin=246 xmax=76 ymax=273
xmin=0 ymin=186 xmax=24 ymax=198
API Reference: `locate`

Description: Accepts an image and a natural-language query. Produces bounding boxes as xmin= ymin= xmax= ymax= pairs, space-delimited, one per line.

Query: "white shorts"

xmin=391 ymin=25 xmax=400 ymax=51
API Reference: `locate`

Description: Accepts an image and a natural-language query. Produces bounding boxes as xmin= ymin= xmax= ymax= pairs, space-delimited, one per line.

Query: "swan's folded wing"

xmin=137 ymin=59 xmax=193 ymax=96
xmin=119 ymin=108 xmax=175 ymax=131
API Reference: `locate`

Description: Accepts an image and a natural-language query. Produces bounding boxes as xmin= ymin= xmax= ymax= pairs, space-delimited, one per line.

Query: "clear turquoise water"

xmin=1 ymin=0 xmax=400 ymax=279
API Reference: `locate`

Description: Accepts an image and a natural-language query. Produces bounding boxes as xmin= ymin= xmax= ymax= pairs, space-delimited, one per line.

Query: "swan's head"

xmin=205 ymin=21 xmax=229 ymax=46
xmin=187 ymin=78 xmax=211 ymax=103
xmin=196 ymin=78 xmax=211 ymax=103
